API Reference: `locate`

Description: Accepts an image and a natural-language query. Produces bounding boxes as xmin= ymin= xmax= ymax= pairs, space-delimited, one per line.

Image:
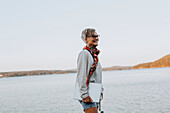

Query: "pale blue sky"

xmin=0 ymin=0 xmax=170 ymax=72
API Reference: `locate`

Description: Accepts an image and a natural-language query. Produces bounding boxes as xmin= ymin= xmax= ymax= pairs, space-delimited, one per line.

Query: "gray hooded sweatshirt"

xmin=76 ymin=49 xmax=104 ymax=99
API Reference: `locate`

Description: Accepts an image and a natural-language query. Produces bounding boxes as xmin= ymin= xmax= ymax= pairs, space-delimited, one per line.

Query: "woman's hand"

xmin=82 ymin=96 xmax=93 ymax=103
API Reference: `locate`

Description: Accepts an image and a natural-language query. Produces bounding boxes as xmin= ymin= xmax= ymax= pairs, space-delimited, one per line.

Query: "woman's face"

xmin=85 ymin=32 xmax=99 ymax=48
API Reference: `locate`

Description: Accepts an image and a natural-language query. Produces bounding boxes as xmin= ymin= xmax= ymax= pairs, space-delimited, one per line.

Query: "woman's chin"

xmin=95 ymin=43 xmax=98 ymax=46
xmin=89 ymin=43 xmax=98 ymax=48
xmin=93 ymin=43 xmax=98 ymax=47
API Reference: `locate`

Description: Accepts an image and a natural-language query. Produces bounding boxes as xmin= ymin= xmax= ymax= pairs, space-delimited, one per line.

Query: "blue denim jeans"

xmin=79 ymin=100 xmax=99 ymax=111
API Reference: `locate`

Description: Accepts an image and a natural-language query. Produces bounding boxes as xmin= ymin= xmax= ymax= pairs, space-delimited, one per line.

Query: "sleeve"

xmin=77 ymin=51 xmax=89 ymax=99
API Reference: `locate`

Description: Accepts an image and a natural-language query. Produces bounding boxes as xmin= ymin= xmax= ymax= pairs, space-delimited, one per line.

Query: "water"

xmin=0 ymin=68 xmax=170 ymax=113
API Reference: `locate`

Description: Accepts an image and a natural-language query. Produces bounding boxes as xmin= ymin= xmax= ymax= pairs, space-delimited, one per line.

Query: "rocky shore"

xmin=0 ymin=70 xmax=76 ymax=78
xmin=0 ymin=54 xmax=169 ymax=78
xmin=0 ymin=66 xmax=131 ymax=78
xmin=132 ymin=54 xmax=170 ymax=69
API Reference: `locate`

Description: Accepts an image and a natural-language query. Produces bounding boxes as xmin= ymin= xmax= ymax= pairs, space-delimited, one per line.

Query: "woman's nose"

xmin=96 ymin=37 xmax=99 ymax=40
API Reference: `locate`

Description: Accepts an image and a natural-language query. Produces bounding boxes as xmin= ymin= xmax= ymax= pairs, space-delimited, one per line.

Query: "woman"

xmin=76 ymin=28 xmax=104 ymax=113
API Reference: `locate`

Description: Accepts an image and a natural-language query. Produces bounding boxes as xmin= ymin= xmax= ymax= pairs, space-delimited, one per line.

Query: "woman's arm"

xmin=77 ymin=51 xmax=89 ymax=100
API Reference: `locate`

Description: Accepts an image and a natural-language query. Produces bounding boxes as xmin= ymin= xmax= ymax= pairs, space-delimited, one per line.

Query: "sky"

xmin=0 ymin=0 xmax=170 ymax=72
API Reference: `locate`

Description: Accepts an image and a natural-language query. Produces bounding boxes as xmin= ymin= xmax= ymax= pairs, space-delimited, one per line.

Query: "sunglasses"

xmin=88 ymin=35 xmax=100 ymax=38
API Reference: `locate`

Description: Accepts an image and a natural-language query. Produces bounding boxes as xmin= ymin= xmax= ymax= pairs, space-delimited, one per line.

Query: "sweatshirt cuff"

xmin=81 ymin=93 xmax=89 ymax=100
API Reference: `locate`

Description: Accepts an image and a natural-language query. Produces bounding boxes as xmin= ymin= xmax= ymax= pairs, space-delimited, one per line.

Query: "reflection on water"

xmin=0 ymin=68 xmax=170 ymax=113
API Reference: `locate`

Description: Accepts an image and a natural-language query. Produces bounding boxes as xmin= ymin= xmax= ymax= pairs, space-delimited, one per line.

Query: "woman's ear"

xmin=84 ymin=38 xmax=88 ymax=43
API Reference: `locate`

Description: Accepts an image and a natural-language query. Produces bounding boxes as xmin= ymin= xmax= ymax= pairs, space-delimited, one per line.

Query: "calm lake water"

xmin=0 ymin=68 xmax=170 ymax=113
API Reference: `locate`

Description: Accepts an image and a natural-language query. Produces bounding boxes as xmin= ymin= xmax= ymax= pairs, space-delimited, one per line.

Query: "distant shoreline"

xmin=1 ymin=66 xmax=170 ymax=78
xmin=0 ymin=66 xmax=132 ymax=78
xmin=0 ymin=54 xmax=169 ymax=78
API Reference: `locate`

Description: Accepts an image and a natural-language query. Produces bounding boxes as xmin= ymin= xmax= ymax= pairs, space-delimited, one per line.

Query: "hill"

xmin=102 ymin=66 xmax=132 ymax=71
xmin=0 ymin=66 xmax=132 ymax=78
xmin=132 ymin=54 xmax=170 ymax=69
xmin=0 ymin=70 xmax=76 ymax=78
